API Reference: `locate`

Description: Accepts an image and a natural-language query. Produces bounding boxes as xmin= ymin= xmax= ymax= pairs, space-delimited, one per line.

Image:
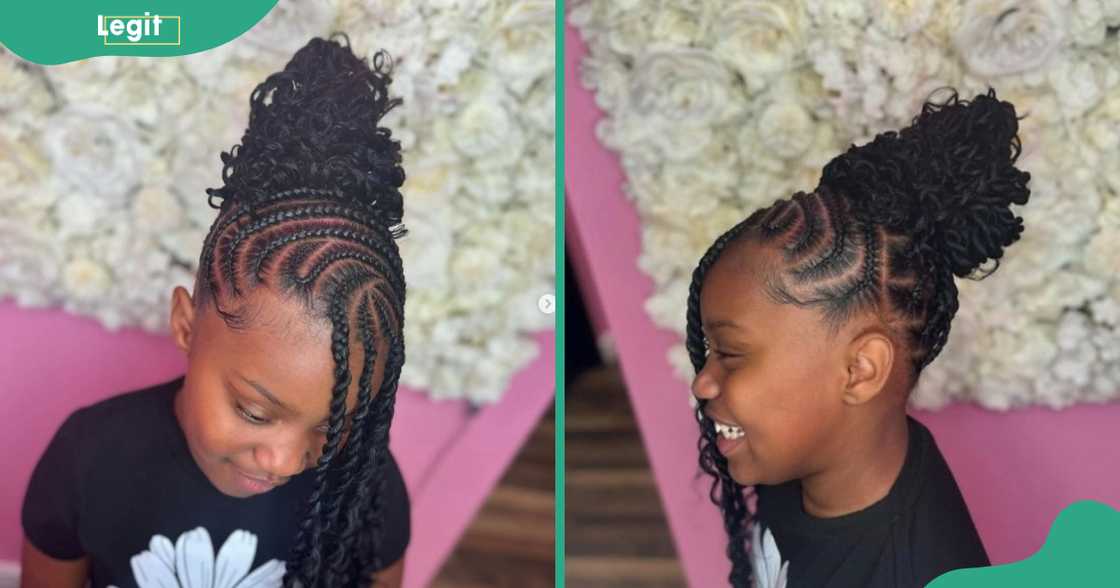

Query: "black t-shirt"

xmin=22 ymin=377 xmax=410 ymax=588
xmin=752 ymin=415 xmax=988 ymax=587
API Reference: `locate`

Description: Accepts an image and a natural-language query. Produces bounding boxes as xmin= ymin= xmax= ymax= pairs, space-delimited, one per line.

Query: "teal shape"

xmin=0 ymin=0 xmax=277 ymax=65
xmin=929 ymin=500 xmax=1120 ymax=587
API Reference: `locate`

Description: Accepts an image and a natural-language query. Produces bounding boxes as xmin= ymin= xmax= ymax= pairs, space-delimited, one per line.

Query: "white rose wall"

xmin=0 ymin=2 xmax=555 ymax=587
xmin=566 ymin=2 xmax=1120 ymax=586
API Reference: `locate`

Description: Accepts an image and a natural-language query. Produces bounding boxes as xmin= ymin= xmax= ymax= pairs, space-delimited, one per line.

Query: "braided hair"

xmin=195 ymin=35 xmax=406 ymax=587
xmin=685 ymin=88 xmax=1032 ymax=586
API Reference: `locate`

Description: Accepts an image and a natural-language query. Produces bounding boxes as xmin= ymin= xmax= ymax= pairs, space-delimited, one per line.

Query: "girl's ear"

xmin=841 ymin=330 xmax=895 ymax=406
xmin=169 ymin=286 xmax=196 ymax=355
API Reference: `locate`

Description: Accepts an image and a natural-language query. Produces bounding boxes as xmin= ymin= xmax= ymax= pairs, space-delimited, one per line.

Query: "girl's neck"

xmin=799 ymin=411 xmax=910 ymax=519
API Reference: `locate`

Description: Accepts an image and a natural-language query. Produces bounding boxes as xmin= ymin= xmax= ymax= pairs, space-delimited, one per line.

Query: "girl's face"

xmin=691 ymin=241 xmax=853 ymax=487
xmin=170 ymin=286 xmax=387 ymax=498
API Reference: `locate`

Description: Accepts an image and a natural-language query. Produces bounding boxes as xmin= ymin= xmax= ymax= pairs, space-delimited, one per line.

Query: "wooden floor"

xmin=430 ymin=364 xmax=682 ymax=587
xmin=431 ymin=404 xmax=555 ymax=587
xmin=566 ymin=366 xmax=684 ymax=587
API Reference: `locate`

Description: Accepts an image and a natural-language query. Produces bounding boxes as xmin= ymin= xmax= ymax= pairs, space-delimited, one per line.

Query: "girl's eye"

xmin=703 ymin=339 xmax=726 ymax=358
xmin=712 ymin=347 xmax=745 ymax=362
xmin=236 ymin=404 xmax=269 ymax=425
xmin=704 ymin=340 xmax=742 ymax=359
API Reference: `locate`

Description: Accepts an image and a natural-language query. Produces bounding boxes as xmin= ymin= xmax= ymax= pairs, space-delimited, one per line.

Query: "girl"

xmin=688 ymin=89 xmax=1032 ymax=587
xmin=21 ymin=36 xmax=410 ymax=588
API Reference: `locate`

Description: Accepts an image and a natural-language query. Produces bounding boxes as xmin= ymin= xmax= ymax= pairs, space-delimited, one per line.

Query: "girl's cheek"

xmin=724 ymin=372 xmax=756 ymax=415
xmin=201 ymin=411 xmax=251 ymax=457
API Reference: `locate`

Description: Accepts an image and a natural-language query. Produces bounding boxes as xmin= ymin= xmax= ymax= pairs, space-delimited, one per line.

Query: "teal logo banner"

xmin=0 ymin=1 xmax=278 ymax=64
xmin=929 ymin=500 xmax=1120 ymax=587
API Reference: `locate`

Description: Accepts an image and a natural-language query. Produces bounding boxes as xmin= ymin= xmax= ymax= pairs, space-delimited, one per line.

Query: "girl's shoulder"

xmin=71 ymin=376 xmax=182 ymax=430
xmin=58 ymin=376 xmax=184 ymax=470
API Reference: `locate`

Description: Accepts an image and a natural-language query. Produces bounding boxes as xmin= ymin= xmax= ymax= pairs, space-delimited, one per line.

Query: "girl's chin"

xmin=729 ymin=471 xmax=759 ymax=486
xmin=728 ymin=458 xmax=775 ymax=487
xmin=727 ymin=458 xmax=757 ymax=486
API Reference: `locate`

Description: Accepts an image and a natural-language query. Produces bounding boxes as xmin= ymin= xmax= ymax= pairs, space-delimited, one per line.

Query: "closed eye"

xmin=239 ymin=409 xmax=350 ymax=435
xmin=236 ymin=403 xmax=270 ymax=425
xmin=711 ymin=343 xmax=749 ymax=363
xmin=705 ymin=340 xmax=742 ymax=360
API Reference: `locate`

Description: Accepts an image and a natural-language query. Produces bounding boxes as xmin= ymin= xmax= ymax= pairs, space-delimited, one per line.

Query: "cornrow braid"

xmin=687 ymin=88 xmax=1031 ymax=585
xmin=192 ymin=35 xmax=409 ymax=588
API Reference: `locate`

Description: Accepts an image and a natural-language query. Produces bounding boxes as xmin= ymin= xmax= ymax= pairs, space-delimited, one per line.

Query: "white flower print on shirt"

xmin=751 ymin=523 xmax=789 ymax=588
xmin=108 ymin=527 xmax=285 ymax=588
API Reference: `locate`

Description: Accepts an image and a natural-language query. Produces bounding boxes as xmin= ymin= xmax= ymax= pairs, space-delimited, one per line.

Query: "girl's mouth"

xmin=709 ymin=418 xmax=747 ymax=456
xmin=231 ymin=465 xmax=279 ymax=494
xmin=699 ymin=409 xmax=747 ymax=456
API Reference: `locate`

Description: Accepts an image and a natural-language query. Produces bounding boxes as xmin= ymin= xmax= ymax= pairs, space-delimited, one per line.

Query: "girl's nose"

xmin=691 ymin=364 xmax=720 ymax=401
xmin=255 ymin=438 xmax=311 ymax=480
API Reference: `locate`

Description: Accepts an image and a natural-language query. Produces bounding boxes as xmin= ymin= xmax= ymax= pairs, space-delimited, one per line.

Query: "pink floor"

xmin=565 ymin=22 xmax=1120 ymax=588
xmin=0 ymin=301 xmax=553 ymax=588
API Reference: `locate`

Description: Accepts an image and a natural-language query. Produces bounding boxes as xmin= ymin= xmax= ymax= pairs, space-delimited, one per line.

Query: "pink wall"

xmin=565 ymin=23 xmax=1120 ymax=587
xmin=0 ymin=301 xmax=555 ymax=588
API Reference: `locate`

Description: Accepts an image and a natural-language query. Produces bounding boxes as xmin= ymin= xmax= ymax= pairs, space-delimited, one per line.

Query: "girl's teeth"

xmin=714 ymin=422 xmax=744 ymax=439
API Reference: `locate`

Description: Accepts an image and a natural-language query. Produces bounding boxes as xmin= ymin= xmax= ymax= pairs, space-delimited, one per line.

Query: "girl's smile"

xmin=714 ymin=427 xmax=747 ymax=458
xmin=704 ymin=409 xmax=748 ymax=456
xmin=229 ymin=462 xmax=283 ymax=494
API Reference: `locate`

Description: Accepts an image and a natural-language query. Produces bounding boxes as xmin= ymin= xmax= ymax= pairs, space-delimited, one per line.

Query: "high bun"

xmin=206 ymin=34 xmax=406 ymax=232
xmin=820 ymin=88 xmax=1031 ymax=279
xmin=685 ymin=88 xmax=1032 ymax=587
xmin=194 ymin=35 xmax=408 ymax=587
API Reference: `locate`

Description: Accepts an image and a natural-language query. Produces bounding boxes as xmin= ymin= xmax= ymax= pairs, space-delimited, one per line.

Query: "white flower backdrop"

xmin=570 ymin=0 xmax=1120 ymax=410
xmin=0 ymin=0 xmax=555 ymax=404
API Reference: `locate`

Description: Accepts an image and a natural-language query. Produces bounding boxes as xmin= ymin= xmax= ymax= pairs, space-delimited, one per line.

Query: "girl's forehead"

xmin=229 ymin=288 xmax=331 ymax=337
xmin=206 ymin=309 xmax=331 ymax=375
xmin=699 ymin=242 xmax=828 ymax=340
xmin=701 ymin=242 xmax=774 ymax=313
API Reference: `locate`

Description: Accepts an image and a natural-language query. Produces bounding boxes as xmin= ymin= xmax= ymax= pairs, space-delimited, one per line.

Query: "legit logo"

xmin=97 ymin=13 xmax=181 ymax=45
